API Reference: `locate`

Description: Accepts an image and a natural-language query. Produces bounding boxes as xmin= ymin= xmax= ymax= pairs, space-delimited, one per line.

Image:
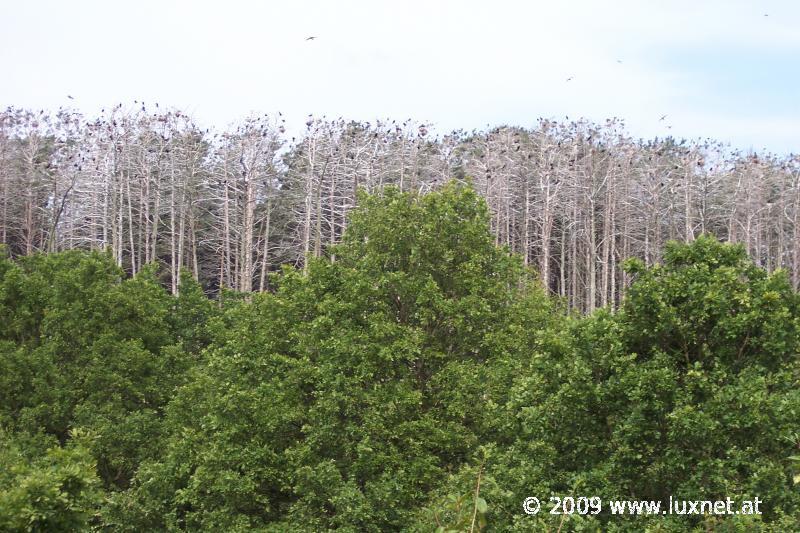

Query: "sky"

xmin=1 ymin=0 xmax=798 ymax=154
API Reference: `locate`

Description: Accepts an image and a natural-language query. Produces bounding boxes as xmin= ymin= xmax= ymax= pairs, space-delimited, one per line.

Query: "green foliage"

xmin=620 ymin=235 xmax=799 ymax=372
xmin=0 ymin=250 xmax=209 ymax=494
xmin=168 ymin=269 xmax=219 ymax=354
xmin=490 ymin=235 xmax=800 ymax=531
xmin=1 ymin=187 xmax=798 ymax=531
xmin=0 ymin=428 xmax=102 ymax=532
xmin=112 ymin=183 xmax=555 ymax=531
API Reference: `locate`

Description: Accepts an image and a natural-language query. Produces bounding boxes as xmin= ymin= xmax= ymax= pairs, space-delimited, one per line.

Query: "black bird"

xmin=305 ymin=36 xmax=317 ymax=41
xmin=67 ymin=95 xmax=74 ymax=100
xmin=659 ymin=114 xmax=667 ymax=121
xmin=566 ymin=77 xmax=573 ymax=82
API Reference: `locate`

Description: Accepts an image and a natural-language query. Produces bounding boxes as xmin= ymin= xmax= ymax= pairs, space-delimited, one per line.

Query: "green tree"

xmin=492 ymin=236 xmax=800 ymax=531
xmin=0 ymin=428 xmax=101 ymax=532
xmin=0 ymin=251 xmax=205 ymax=491
xmin=114 ymin=182 xmax=557 ymax=531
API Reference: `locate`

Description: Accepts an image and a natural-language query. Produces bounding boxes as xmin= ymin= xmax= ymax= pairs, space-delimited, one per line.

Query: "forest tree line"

xmin=1 ymin=105 xmax=799 ymax=311
xmin=1 ymin=184 xmax=798 ymax=531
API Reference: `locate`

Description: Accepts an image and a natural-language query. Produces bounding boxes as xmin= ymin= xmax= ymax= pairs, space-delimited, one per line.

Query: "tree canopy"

xmin=0 ymin=183 xmax=798 ymax=531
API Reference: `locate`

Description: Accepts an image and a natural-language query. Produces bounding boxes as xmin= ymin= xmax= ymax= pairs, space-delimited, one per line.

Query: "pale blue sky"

xmin=1 ymin=0 xmax=798 ymax=154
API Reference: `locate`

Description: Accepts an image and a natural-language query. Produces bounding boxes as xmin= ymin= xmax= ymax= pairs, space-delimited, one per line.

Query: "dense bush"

xmin=0 ymin=184 xmax=797 ymax=531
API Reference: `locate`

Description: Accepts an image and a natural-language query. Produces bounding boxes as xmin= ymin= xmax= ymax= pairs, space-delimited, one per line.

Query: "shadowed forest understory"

xmin=1 ymin=183 xmax=798 ymax=531
xmin=2 ymin=107 xmax=799 ymax=313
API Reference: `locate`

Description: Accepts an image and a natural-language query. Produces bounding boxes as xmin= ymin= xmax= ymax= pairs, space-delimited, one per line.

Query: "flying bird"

xmin=305 ymin=36 xmax=317 ymax=41
xmin=616 ymin=59 xmax=623 ymax=64
xmin=566 ymin=77 xmax=573 ymax=82
xmin=659 ymin=114 xmax=667 ymax=121
xmin=67 ymin=95 xmax=74 ymax=100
